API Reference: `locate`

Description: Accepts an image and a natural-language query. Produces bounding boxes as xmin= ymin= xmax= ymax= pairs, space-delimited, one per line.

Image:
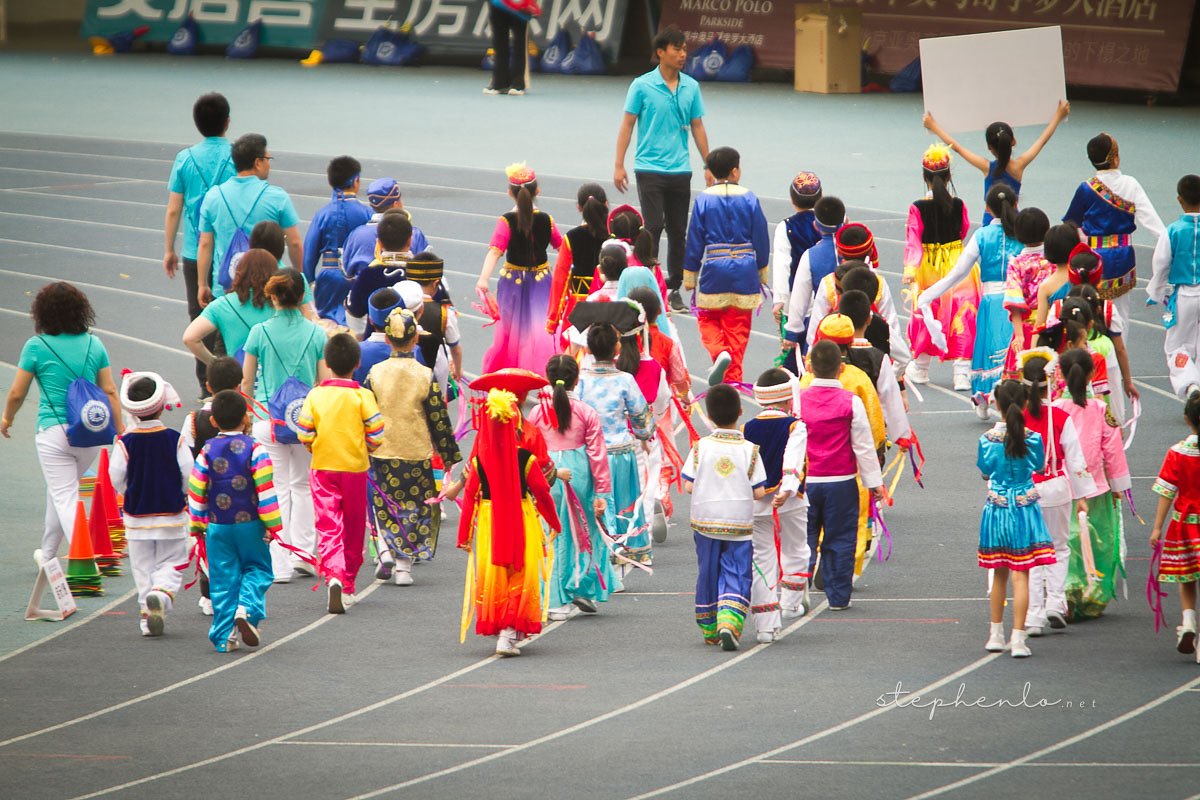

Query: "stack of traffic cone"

xmin=89 ymin=490 xmax=122 ymax=577
xmin=66 ymin=501 xmax=104 ymax=596
xmin=79 ymin=468 xmax=97 ymax=501
xmin=96 ymin=449 xmax=126 ymax=557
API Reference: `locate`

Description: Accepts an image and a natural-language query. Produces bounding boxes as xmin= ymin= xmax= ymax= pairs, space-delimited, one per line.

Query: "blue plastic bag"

xmin=361 ymin=26 xmax=423 ymax=66
xmin=167 ymin=14 xmax=199 ymax=56
xmin=540 ymin=30 xmax=572 ymax=74
xmin=685 ymin=38 xmax=726 ymax=81
xmin=716 ymin=44 xmax=753 ymax=82
xmin=562 ymin=31 xmax=605 ymax=75
xmin=226 ymin=19 xmax=262 ymax=59
xmin=890 ymin=57 xmax=922 ymax=92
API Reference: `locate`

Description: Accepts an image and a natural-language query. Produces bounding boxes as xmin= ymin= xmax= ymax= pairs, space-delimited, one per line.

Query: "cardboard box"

xmin=794 ymin=4 xmax=862 ymax=94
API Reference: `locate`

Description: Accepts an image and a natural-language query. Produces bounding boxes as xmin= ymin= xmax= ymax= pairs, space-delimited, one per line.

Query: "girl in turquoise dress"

xmin=978 ymin=380 xmax=1055 ymax=658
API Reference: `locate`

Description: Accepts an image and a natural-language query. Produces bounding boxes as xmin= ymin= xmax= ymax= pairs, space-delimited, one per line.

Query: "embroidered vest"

xmin=120 ymin=428 xmax=186 ymax=517
xmin=743 ymin=415 xmax=800 ymax=491
xmin=204 ymin=434 xmax=259 ymax=525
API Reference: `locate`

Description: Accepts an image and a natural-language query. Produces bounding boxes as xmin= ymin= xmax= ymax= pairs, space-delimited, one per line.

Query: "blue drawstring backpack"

xmin=321 ymin=40 xmax=362 ymax=63
xmin=361 ymin=26 xmax=423 ymax=67
xmin=215 ymin=184 xmax=268 ymax=293
xmin=35 ymin=336 xmax=116 ymax=448
xmin=227 ymin=19 xmax=262 ymax=59
xmin=167 ymin=14 xmax=200 ymax=56
xmin=562 ymin=31 xmax=605 ymax=75
xmin=262 ymin=330 xmax=318 ymax=445
xmin=716 ymin=44 xmax=753 ymax=82
xmin=540 ymin=30 xmax=572 ymax=74
xmin=685 ymin=38 xmax=726 ymax=81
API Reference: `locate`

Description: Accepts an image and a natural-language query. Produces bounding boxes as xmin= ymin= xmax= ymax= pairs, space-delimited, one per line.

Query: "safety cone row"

xmin=89 ymin=489 xmax=122 ymax=577
xmin=79 ymin=469 xmax=97 ymax=501
xmin=66 ymin=500 xmax=104 ymax=596
xmin=96 ymin=449 xmax=127 ymax=557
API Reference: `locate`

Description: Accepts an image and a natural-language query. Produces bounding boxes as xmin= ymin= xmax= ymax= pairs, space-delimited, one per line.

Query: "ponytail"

xmin=599 ymin=243 xmax=628 ymax=283
xmin=994 ymin=379 xmax=1029 ymax=459
xmin=632 ymin=227 xmax=657 ymax=268
xmin=616 ymin=333 xmax=641 ymax=377
xmin=1059 ymin=348 xmax=1093 ymax=407
xmin=513 ymin=180 xmax=538 ymax=239
xmin=1021 ymin=356 xmax=1050 ymax=420
xmin=545 ymin=354 xmax=579 ymax=434
xmin=577 ymin=182 xmax=608 ymax=239
xmin=926 ymin=170 xmax=954 ymax=217
xmin=986 ymin=182 xmax=1017 ymax=238
xmin=986 ymin=122 xmax=1014 ymax=180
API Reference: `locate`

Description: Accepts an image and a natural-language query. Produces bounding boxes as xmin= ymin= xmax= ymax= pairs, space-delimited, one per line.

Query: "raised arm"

xmin=1011 ymin=100 xmax=1069 ymax=174
xmin=923 ymin=111 xmax=989 ymax=174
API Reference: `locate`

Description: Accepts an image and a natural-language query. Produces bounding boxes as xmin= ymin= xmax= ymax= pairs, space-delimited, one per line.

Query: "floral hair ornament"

xmin=922 ymin=142 xmax=952 ymax=173
xmin=505 ymin=162 xmax=537 ymax=187
xmin=484 ymin=388 xmax=519 ymax=422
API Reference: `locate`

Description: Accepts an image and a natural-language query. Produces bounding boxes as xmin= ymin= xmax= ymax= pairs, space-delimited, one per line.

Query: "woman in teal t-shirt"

xmin=184 ymin=248 xmax=279 ymax=365
xmin=241 ymin=268 xmax=327 ymax=582
xmin=2 ymin=282 xmax=123 ymax=560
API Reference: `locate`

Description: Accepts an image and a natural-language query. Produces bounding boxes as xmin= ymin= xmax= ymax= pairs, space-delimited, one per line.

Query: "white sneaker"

xmin=145 ymin=591 xmax=167 ymax=636
xmin=708 ymin=351 xmax=732 ymax=386
xmin=375 ymin=550 xmax=395 ymax=581
xmin=198 ymin=596 xmax=213 ymax=616
xmin=235 ymin=606 xmax=260 ymax=647
xmin=1176 ymin=623 xmax=1197 ymax=654
xmin=756 ymin=630 xmax=776 ymax=644
xmin=293 ymin=561 xmax=316 ymax=578
xmin=572 ymin=597 xmax=598 ymax=614
xmin=139 ymin=617 xmax=152 ymax=637
xmin=222 ymin=635 xmax=240 ymax=653
xmin=507 ymin=88 xmax=525 ymax=96
xmin=905 ymin=359 xmax=929 ymax=385
xmin=953 ymin=362 xmax=971 ymax=392
xmin=985 ymin=622 xmax=1006 ymax=652
xmin=718 ymin=629 xmax=740 ymax=651
xmin=1010 ymin=630 xmax=1031 ymax=658
xmin=781 ymin=602 xmax=807 ymax=620
xmin=1047 ymin=609 xmax=1068 ymax=629
xmin=33 ymin=548 xmax=45 ymax=568
xmin=495 ymin=628 xmax=520 ymax=657
xmin=1026 ymin=625 xmax=1044 ymax=638
xmin=392 ymin=559 xmax=414 ymax=586
xmin=273 ymin=574 xmax=292 ymax=584
xmin=327 ymin=579 xmax=345 ymax=614
xmin=547 ymin=605 xmax=571 ymax=621
xmin=1187 ymin=383 xmax=1200 ymax=399
xmin=483 ymin=86 xmax=502 ymax=95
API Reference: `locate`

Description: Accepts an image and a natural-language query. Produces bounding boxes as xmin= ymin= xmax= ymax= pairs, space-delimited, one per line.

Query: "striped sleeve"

xmin=187 ymin=450 xmax=211 ymax=535
xmin=251 ymin=443 xmax=283 ymax=536
xmin=361 ymin=389 xmax=385 ymax=453
xmin=295 ymin=394 xmax=317 ymax=446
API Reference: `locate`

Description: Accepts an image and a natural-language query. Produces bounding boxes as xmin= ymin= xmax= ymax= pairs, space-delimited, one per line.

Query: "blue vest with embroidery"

xmin=975 ymin=223 xmax=1023 ymax=284
xmin=743 ymin=414 xmax=800 ymax=492
xmin=784 ymin=210 xmax=820 ymax=289
xmin=807 ymin=234 xmax=838 ymax=291
xmin=1168 ymin=215 xmax=1200 ymax=287
xmin=203 ymin=434 xmax=259 ymax=525
xmin=120 ymin=428 xmax=186 ymax=517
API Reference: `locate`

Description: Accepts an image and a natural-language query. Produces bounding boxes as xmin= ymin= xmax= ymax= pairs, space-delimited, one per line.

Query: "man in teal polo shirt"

xmin=163 ymin=92 xmax=234 ymax=392
xmin=196 ymin=133 xmax=303 ymax=309
xmin=614 ymin=26 xmax=709 ymax=313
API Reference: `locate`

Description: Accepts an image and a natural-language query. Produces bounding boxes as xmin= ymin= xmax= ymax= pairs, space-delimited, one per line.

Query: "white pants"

xmin=253 ymin=419 xmax=315 ymax=579
xmin=750 ymin=506 xmax=810 ymax=633
xmin=1165 ymin=287 xmax=1200 ymax=398
xmin=635 ymin=436 xmax=664 ymax=525
xmin=34 ymin=425 xmax=101 ymax=558
xmin=128 ymin=536 xmax=189 ymax=609
xmin=1027 ymin=500 xmax=1071 ymax=628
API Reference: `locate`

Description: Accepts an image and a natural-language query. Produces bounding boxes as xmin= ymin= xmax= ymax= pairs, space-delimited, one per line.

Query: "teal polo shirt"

xmin=242 ymin=310 xmax=325 ymax=404
xmin=18 ymin=333 xmax=111 ymax=432
xmin=198 ymin=175 xmax=300 ymax=297
xmin=167 ymin=137 xmax=234 ymax=260
xmin=623 ymin=68 xmax=705 ymax=174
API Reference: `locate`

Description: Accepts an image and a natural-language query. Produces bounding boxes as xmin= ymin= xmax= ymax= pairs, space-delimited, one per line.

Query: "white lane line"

xmin=337 ymin=601 xmax=832 ymax=800
xmin=277 ymin=742 xmax=515 ymax=750
xmin=3 ymin=581 xmax=382 ymax=750
xmin=905 ymin=673 xmax=1200 ymax=799
xmin=0 ymin=309 xmax=190 ymax=358
xmin=64 ymin=618 xmax=568 ymax=800
xmin=0 ymin=588 xmax=137 ymax=665
xmin=759 ymin=760 xmax=1200 ymax=769
xmin=0 ymin=268 xmax=186 ymax=306
xmin=1133 ymin=379 xmax=1178 ymax=401
xmin=625 ymin=652 xmax=1000 ymax=799
xmin=0 ymin=165 xmax=158 ymax=183
xmin=0 ymin=210 xmax=156 ymax=234
xmin=0 ymin=237 xmax=157 ymax=263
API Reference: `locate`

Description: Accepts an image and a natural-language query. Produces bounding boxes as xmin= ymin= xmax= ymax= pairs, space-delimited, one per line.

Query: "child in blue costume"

xmin=924 ymin=102 xmax=1069 ymax=225
xmin=304 ymin=156 xmax=372 ymax=325
xmin=771 ymin=172 xmax=822 ymax=370
xmin=1147 ymin=174 xmax=1200 ymax=399
xmin=783 ymin=195 xmax=843 ymax=361
xmin=188 ymin=390 xmax=283 ymax=653
xmin=354 ymin=287 xmax=405 ymax=384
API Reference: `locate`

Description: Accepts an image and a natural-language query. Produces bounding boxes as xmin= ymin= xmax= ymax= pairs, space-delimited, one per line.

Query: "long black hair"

xmin=986 ymin=182 xmax=1018 ymax=238
xmin=616 ymin=332 xmax=642 ymax=378
xmin=609 ymin=209 xmax=656 ymax=268
xmin=511 ymin=179 xmax=538 ymax=239
xmin=545 ymin=354 xmax=579 ymax=434
xmin=924 ymin=166 xmax=955 ymax=217
xmin=1059 ymin=348 xmax=1093 ymax=408
xmin=1021 ymin=356 xmax=1050 ymax=420
xmin=577 ymin=182 xmax=608 ymax=239
xmin=994 ymin=379 xmax=1029 ymax=459
xmin=986 ymin=121 xmax=1015 ymax=180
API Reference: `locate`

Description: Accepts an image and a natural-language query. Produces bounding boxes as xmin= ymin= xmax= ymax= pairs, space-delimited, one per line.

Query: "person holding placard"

xmin=902 ymin=144 xmax=976 ymax=391
xmin=923 ymin=101 xmax=1069 ymax=225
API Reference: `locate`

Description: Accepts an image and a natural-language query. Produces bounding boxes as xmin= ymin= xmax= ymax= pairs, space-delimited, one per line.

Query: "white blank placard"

xmin=920 ymin=27 xmax=1065 ymax=134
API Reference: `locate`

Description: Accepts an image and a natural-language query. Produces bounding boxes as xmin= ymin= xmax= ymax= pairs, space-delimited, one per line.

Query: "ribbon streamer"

xmin=470 ymin=288 xmax=500 ymax=328
xmin=870 ymin=500 xmax=893 ymax=563
xmin=1077 ymin=510 xmax=1101 ymax=585
xmin=1146 ymin=540 xmax=1168 ymax=633
xmin=1122 ymin=396 xmax=1141 ymax=451
xmin=1123 ymin=489 xmax=1145 ymax=525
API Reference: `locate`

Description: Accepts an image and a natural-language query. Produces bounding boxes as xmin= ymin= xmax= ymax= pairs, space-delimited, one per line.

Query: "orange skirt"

xmin=461 ymin=499 xmax=553 ymax=639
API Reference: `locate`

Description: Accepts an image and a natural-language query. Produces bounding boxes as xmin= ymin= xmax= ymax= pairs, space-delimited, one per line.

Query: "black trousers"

xmin=489 ymin=6 xmax=528 ymax=91
xmin=183 ymin=257 xmax=223 ymax=394
xmin=635 ymin=171 xmax=692 ymax=291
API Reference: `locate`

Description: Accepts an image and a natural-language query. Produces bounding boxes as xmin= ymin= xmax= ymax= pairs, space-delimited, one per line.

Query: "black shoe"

xmin=668 ymin=290 xmax=687 ymax=313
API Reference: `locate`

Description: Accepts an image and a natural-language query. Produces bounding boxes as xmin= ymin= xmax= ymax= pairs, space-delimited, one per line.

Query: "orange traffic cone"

xmin=89 ymin=491 xmax=121 ymax=577
xmin=96 ymin=449 xmax=126 ymax=556
xmin=66 ymin=500 xmax=103 ymax=596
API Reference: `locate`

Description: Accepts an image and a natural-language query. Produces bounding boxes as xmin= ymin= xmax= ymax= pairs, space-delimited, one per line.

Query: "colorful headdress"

xmin=384 ymin=307 xmax=419 ymax=342
xmin=404 ymin=251 xmax=444 ymax=283
xmin=1067 ymin=243 xmax=1103 ymax=286
xmin=607 ymin=203 xmax=644 ymax=236
xmin=466 ymin=385 xmax=524 ymax=569
xmin=1017 ymin=346 xmax=1059 ymax=387
xmin=835 ymin=222 xmax=878 ymax=266
xmin=922 ymin=142 xmax=952 ymax=173
xmin=469 ymin=368 xmax=549 ymax=398
xmin=367 ymin=178 xmax=402 ymax=210
xmin=791 ymin=171 xmax=822 ymax=201
xmin=815 ymin=314 xmax=855 ymax=345
xmin=505 ymin=162 xmax=537 ymax=187
xmin=119 ymin=370 xmax=182 ymax=418
xmin=368 ymin=287 xmax=404 ymax=329
xmin=753 ymin=368 xmax=801 ymax=413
